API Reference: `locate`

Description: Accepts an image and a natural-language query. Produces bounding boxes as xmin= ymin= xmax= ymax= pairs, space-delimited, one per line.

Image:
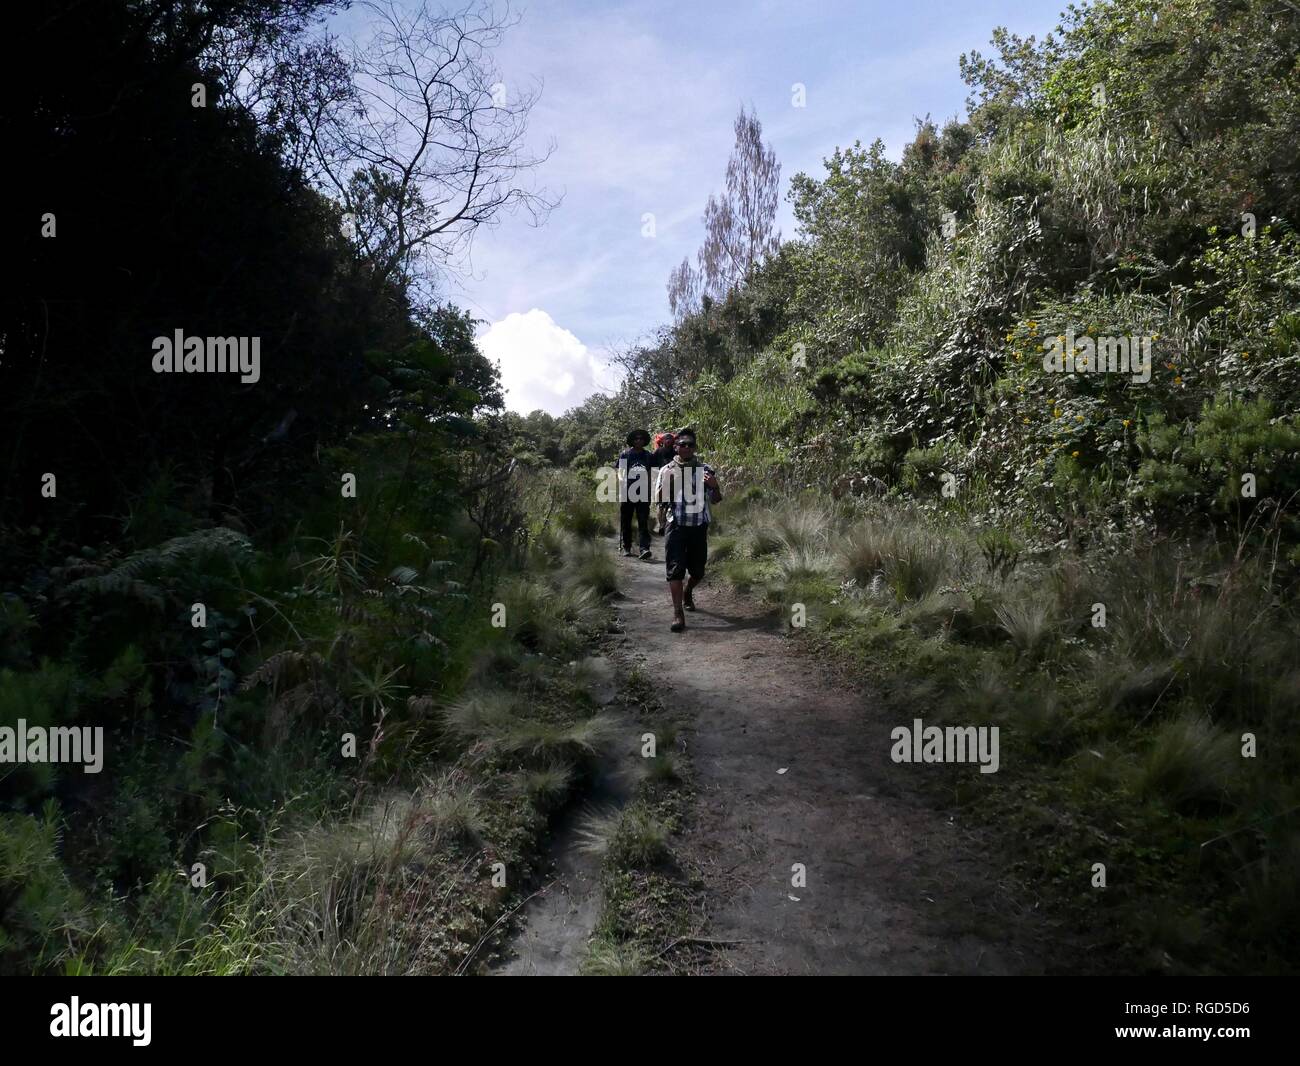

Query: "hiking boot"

xmin=639 ymin=548 xmax=652 ymax=560
xmin=670 ymin=614 xmax=686 ymax=633
xmin=683 ymin=588 xmax=695 ymax=611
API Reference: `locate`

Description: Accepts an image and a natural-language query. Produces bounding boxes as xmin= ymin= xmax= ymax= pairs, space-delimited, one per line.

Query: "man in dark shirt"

xmin=617 ymin=429 xmax=654 ymax=559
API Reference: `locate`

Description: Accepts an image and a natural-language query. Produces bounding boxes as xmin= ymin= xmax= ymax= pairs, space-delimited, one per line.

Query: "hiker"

xmin=651 ymin=431 xmax=677 ymax=467
xmin=617 ymin=429 xmax=654 ymax=559
xmin=650 ymin=431 xmax=676 ymax=534
xmin=653 ymin=428 xmax=722 ymax=632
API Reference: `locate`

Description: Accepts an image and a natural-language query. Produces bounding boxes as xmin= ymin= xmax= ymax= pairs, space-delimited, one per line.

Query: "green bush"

xmin=0 ymin=805 xmax=94 ymax=976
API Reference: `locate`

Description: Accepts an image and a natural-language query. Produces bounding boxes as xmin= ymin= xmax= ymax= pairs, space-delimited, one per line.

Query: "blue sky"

xmin=335 ymin=0 xmax=1068 ymax=414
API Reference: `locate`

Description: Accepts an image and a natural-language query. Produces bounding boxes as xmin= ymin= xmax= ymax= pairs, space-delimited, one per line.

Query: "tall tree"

xmin=668 ymin=106 xmax=781 ymax=319
xmin=666 ymin=256 xmax=701 ymax=321
xmin=696 ymin=106 xmax=782 ymax=302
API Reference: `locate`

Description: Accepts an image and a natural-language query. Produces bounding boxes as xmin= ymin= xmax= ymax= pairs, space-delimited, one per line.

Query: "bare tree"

xmin=308 ymin=0 xmax=558 ymax=298
xmin=696 ymin=105 xmax=781 ymax=302
xmin=210 ymin=25 xmax=358 ymax=179
xmin=666 ymin=255 xmax=700 ymax=321
xmin=607 ymin=329 xmax=685 ymax=409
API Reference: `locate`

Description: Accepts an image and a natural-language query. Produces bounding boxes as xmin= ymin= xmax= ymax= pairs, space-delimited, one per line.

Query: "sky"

xmin=332 ymin=0 xmax=1068 ymax=415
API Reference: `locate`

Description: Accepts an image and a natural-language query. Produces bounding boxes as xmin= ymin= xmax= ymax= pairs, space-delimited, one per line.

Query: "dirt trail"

xmin=492 ymin=671 xmax=637 ymax=976
xmin=611 ymin=548 xmax=1058 ymax=976
xmin=491 ymin=753 xmax=635 ymax=976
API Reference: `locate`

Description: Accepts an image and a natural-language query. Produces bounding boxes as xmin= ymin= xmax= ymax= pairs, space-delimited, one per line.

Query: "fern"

xmin=63 ymin=528 xmax=252 ymax=608
xmin=240 ymin=651 xmax=326 ymax=694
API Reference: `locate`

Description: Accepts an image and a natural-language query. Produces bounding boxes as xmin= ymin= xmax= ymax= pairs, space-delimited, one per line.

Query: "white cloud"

xmin=477 ymin=309 xmax=608 ymax=416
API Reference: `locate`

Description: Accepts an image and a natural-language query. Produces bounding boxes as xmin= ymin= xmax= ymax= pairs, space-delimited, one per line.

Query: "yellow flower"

xmin=1053 ymin=408 xmax=1062 ymax=418
xmin=1075 ymin=414 xmax=1084 ymax=422
xmin=1174 ymin=376 xmax=1183 ymax=384
xmin=1242 ymin=352 xmax=1250 ymax=360
xmin=1122 ymin=419 xmax=1130 ymax=427
xmin=1022 ymin=418 xmax=1030 ymax=424
xmin=1072 ymin=450 xmax=1080 ymax=457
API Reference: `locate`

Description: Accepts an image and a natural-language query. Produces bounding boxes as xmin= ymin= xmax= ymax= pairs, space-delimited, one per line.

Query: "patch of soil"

xmin=491 ymin=707 xmax=638 ymax=976
xmin=610 ymin=550 xmax=1065 ymax=975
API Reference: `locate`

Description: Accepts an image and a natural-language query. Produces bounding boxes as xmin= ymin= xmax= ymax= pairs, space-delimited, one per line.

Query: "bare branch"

xmin=325 ymin=0 xmax=558 ymax=299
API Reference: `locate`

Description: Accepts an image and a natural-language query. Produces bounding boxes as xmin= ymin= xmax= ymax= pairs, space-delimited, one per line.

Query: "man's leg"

xmin=619 ymin=502 xmax=633 ymax=554
xmin=636 ymin=502 xmax=651 ymax=556
xmin=664 ymin=526 xmax=686 ymax=631
xmin=683 ymin=527 xmax=707 ymax=609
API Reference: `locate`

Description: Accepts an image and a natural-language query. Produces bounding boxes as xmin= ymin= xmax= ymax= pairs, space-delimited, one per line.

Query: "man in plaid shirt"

xmin=653 ymin=428 xmax=722 ymax=632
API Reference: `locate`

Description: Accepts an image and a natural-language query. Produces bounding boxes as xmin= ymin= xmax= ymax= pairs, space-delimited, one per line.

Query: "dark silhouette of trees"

xmin=1 ymin=0 xmax=510 ymax=549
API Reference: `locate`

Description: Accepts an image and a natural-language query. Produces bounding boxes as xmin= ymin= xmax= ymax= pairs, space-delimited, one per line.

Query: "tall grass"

xmin=702 ymin=493 xmax=1300 ymax=971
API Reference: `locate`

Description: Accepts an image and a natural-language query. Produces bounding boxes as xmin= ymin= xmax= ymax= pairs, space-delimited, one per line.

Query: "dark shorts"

xmin=665 ymin=524 xmax=708 ymax=582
